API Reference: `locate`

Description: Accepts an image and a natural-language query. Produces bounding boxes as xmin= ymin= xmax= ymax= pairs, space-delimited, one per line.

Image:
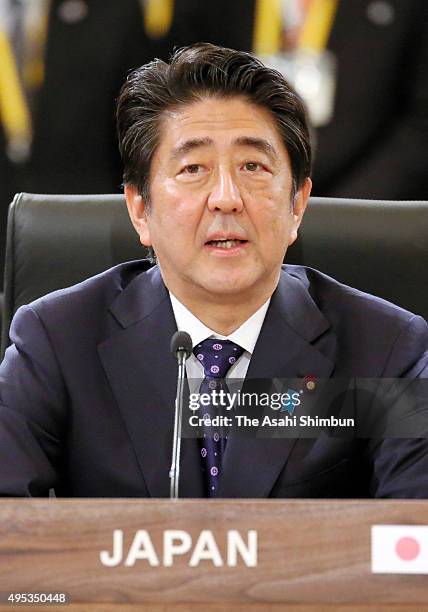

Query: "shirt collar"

xmin=169 ymin=292 xmax=270 ymax=355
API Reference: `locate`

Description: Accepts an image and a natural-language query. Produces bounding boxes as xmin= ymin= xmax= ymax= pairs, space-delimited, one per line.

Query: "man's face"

xmin=126 ymin=96 xmax=311 ymax=306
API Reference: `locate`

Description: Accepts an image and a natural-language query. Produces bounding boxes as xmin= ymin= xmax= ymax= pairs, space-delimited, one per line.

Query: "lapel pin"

xmin=303 ymin=374 xmax=316 ymax=392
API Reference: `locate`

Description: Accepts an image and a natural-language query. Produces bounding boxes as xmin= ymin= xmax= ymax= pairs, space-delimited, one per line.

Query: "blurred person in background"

xmin=170 ymin=0 xmax=428 ymax=200
xmin=0 ymin=0 xmax=172 ymax=284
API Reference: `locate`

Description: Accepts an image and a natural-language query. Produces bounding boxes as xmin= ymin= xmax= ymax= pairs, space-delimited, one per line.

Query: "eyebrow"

xmin=170 ymin=137 xmax=212 ymax=160
xmin=170 ymin=136 xmax=278 ymax=162
xmin=234 ymin=137 xmax=278 ymax=161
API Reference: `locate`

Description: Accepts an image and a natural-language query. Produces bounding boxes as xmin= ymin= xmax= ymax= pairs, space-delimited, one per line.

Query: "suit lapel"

xmin=98 ymin=265 xmax=204 ymax=498
xmin=97 ymin=265 xmax=337 ymax=499
xmin=217 ymin=269 xmax=337 ymax=498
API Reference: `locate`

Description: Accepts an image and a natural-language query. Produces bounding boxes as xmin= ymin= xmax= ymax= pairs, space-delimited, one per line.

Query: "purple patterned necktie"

xmin=194 ymin=339 xmax=245 ymax=497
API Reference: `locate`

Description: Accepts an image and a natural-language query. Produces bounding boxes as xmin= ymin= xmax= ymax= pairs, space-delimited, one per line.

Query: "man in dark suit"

xmin=0 ymin=0 xmax=167 ymax=285
xmin=21 ymin=0 xmax=161 ymax=195
xmin=0 ymin=126 xmax=13 ymax=281
xmin=311 ymin=0 xmax=428 ymax=199
xmin=0 ymin=43 xmax=427 ymax=498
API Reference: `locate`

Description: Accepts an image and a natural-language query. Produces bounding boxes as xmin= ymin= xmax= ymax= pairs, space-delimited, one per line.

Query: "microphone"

xmin=169 ymin=331 xmax=192 ymax=499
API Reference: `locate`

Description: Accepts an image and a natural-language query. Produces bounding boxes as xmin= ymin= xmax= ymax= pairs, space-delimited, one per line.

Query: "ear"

xmin=124 ymin=184 xmax=152 ymax=247
xmin=288 ymin=177 xmax=312 ymax=246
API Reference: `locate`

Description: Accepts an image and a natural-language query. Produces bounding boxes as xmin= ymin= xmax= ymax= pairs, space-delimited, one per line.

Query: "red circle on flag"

xmin=395 ymin=536 xmax=420 ymax=561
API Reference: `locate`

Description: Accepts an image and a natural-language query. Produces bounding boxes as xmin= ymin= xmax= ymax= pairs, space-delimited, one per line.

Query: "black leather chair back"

xmin=1 ymin=193 xmax=427 ymax=358
xmin=1 ymin=193 xmax=144 ymax=357
xmin=286 ymin=197 xmax=428 ymax=321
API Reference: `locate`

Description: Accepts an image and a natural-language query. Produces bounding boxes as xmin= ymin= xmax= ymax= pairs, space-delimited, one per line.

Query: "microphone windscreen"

xmin=170 ymin=331 xmax=192 ymax=360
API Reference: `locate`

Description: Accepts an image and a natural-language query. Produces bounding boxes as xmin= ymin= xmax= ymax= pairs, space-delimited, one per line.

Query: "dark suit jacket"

xmin=21 ymin=0 xmax=162 ymax=195
xmin=312 ymin=0 xmax=428 ymax=199
xmin=1 ymin=0 xmax=168 ymax=283
xmin=0 ymin=262 xmax=427 ymax=498
xmin=170 ymin=0 xmax=428 ymax=199
xmin=0 ymin=126 xmax=13 ymax=278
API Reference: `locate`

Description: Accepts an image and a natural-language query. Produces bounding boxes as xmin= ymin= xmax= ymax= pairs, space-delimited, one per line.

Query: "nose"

xmin=207 ymin=169 xmax=244 ymax=213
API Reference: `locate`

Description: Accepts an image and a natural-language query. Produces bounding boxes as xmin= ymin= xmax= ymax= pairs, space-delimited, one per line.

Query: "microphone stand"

xmin=169 ymin=331 xmax=192 ymax=499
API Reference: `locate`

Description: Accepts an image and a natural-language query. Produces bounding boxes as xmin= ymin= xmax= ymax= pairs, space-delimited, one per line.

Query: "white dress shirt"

xmin=169 ymin=292 xmax=271 ymax=388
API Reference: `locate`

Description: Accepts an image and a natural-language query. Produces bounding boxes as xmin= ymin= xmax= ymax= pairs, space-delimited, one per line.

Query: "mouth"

xmin=205 ymin=238 xmax=248 ymax=250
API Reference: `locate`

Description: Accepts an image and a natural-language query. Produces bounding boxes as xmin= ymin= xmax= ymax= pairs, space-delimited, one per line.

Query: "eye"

xmin=243 ymin=162 xmax=263 ymax=172
xmin=176 ymin=163 xmax=208 ymax=181
xmin=183 ymin=164 xmax=201 ymax=174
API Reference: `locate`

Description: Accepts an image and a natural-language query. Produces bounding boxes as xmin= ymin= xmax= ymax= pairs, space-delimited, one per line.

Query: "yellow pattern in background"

xmin=253 ymin=0 xmax=282 ymax=55
xmin=144 ymin=0 xmax=174 ymax=38
xmin=298 ymin=0 xmax=339 ymax=52
xmin=0 ymin=29 xmax=32 ymax=147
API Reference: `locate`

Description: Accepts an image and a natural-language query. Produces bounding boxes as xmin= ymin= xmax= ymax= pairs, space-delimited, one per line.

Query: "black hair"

xmin=117 ymin=42 xmax=312 ymax=205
